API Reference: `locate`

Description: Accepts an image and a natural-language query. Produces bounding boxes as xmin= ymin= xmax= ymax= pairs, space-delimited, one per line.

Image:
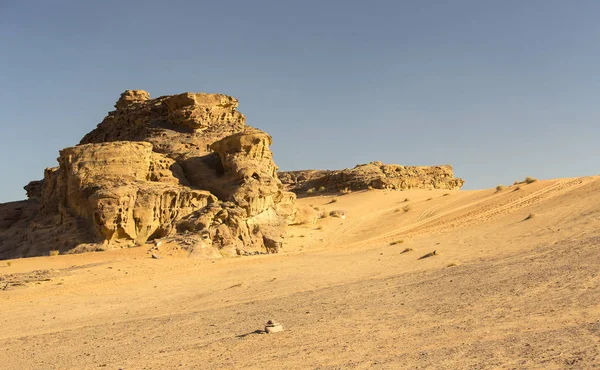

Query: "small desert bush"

xmin=426 ymin=198 xmax=433 ymax=201
xmin=496 ymin=184 xmax=505 ymax=192
xmin=318 ymin=186 xmax=326 ymax=192
xmin=389 ymin=240 xmax=404 ymax=246
xmin=402 ymin=205 xmax=412 ymax=212
xmin=307 ymin=188 xmax=315 ymax=195
xmin=367 ymin=185 xmax=374 ymax=191
xmin=329 ymin=210 xmax=347 ymax=218
xmin=513 ymin=180 xmax=520 ymax=185
xmin=49 ymin=250 xmax=59 ymax=256
xmin=524 ymin=213 xmax=535 ymax=221
xmin=514 ymin=186 xmax=521 ymax=191
xmin=328 ymin=199 xmax=338 ymax=204
xmin=404 ymin=198 xmax=410 ymax=202
xmin=6 ymin=261 xmax=12 ymax=267
xmin=525 ymin=176 xmax=538 ymax=184
xmin=340 ymin=187 xmax=351 ymax=195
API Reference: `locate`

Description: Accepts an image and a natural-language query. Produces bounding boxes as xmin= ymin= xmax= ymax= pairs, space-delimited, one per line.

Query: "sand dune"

xmin=1 ymin=176 xmax=600 ymax=369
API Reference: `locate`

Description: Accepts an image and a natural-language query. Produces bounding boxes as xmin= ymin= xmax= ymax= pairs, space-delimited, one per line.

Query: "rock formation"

xmin=279 ymin=161 xmax=464 ymax=193
xmin=0 ymin=90 xmax=295 ymax=260
xmin=0 ymin=90 xmax=466 ymax=260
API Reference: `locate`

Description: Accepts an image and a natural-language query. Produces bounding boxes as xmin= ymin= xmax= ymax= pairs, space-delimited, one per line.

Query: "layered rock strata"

xmin=279 ymin=161 xmax=465 ymax=193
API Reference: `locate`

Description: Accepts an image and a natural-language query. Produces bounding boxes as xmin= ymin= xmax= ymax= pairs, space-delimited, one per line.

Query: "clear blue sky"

xmin=1 ymin=0 xmax=599 ymax=202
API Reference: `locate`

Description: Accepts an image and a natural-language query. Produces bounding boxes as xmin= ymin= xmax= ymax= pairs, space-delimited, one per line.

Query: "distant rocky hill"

xmin=279 ymin=162 xmax=464 ymax=194
xmin=0 ymin=90 xmax=295 ymax=259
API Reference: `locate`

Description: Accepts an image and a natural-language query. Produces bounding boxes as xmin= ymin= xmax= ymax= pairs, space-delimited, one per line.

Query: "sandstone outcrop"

xmin=0 ymin=90 xmax=296 ymax=259
xmin=0 ymin=90 xmax=466 ymax=260
xmin=279 ymin=161 xmax=465 ymax=193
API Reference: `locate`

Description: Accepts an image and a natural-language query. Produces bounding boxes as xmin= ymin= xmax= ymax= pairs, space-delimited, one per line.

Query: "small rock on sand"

xmin=265 ymin=320 xmax=284 ymax=333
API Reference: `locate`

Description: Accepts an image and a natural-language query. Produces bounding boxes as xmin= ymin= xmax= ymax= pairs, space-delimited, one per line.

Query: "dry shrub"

xmin=49 ymin=250 xmax=59 ymax=256
xmin=329 ymin=210 xmax=347 ymax=219
xmin=524 ymin=213 xmax=535 ymax=221
xmin=496 ymin=184 xmax=505 ymax=192
xmin=307 ymin=188 xmax=315 ymax=195
xmin=389 ymin=240 xmax=404 ymax=246
xmin=318 ymin=186 xmax=326 ymax=192
xmin=525 ymin=176 xmax=538 ymax=184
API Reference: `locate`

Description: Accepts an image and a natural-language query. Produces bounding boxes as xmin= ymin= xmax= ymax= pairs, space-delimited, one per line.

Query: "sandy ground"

xmin=1 ymin=177 xmax=600 ymax=369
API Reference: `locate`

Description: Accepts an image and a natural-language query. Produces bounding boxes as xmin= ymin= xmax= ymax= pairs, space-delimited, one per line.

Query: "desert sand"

xmin=1 ymin=176 xmax=600 ymax=369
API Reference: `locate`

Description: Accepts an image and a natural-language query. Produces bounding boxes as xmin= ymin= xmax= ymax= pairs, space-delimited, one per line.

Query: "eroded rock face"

xmin=115 ymin=89 xmax=150 ymax=109
xmin=0 ymin=90 xmax=296 ymax=259
xmin=279 ymin=161 xmax=465 ymax=193
xmin=39 ymin=142 xmax=217 ymax=246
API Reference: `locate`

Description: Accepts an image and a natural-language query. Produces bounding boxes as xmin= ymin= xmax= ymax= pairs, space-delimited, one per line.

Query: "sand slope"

xmin=1 ymin=177 xmax=600 ymax=369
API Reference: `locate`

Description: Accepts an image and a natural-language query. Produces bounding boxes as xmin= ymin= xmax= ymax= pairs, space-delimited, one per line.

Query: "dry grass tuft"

xmin=418 ymin=250 xmax=438 ymax=260
xmin=400 ymin=248 xmax=414 ymax=254
xmin=525 ymin=176 xmax=538 ymax=184
xmin=6 ymin=261 xmax=12 ymax=267
xmin=404 ymin=198 xmax=410 ymax=202
xmin=426 ymin=198 xmax=433 ymax=201
xmin=496 ymin=184 xmax=505 ymax=192
xmin=340 ymin=187 xmax=352 ymax=195
xmin=318 ymin=186 xmax=326 ymax=192
xmin=389 ymin=240 xmax=404 ymax=246
xmin=443 ymin=193 xmax=450 ymax=196
xmin=49 ymin=250 xmax=59 ymax=257
xmin=524 ymin=213 xmax=535 ymax=221
xmin=328 ymin=199 xmax=338 ymax=204
xmin=307 ymin=188 xmax=315 ymax=195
